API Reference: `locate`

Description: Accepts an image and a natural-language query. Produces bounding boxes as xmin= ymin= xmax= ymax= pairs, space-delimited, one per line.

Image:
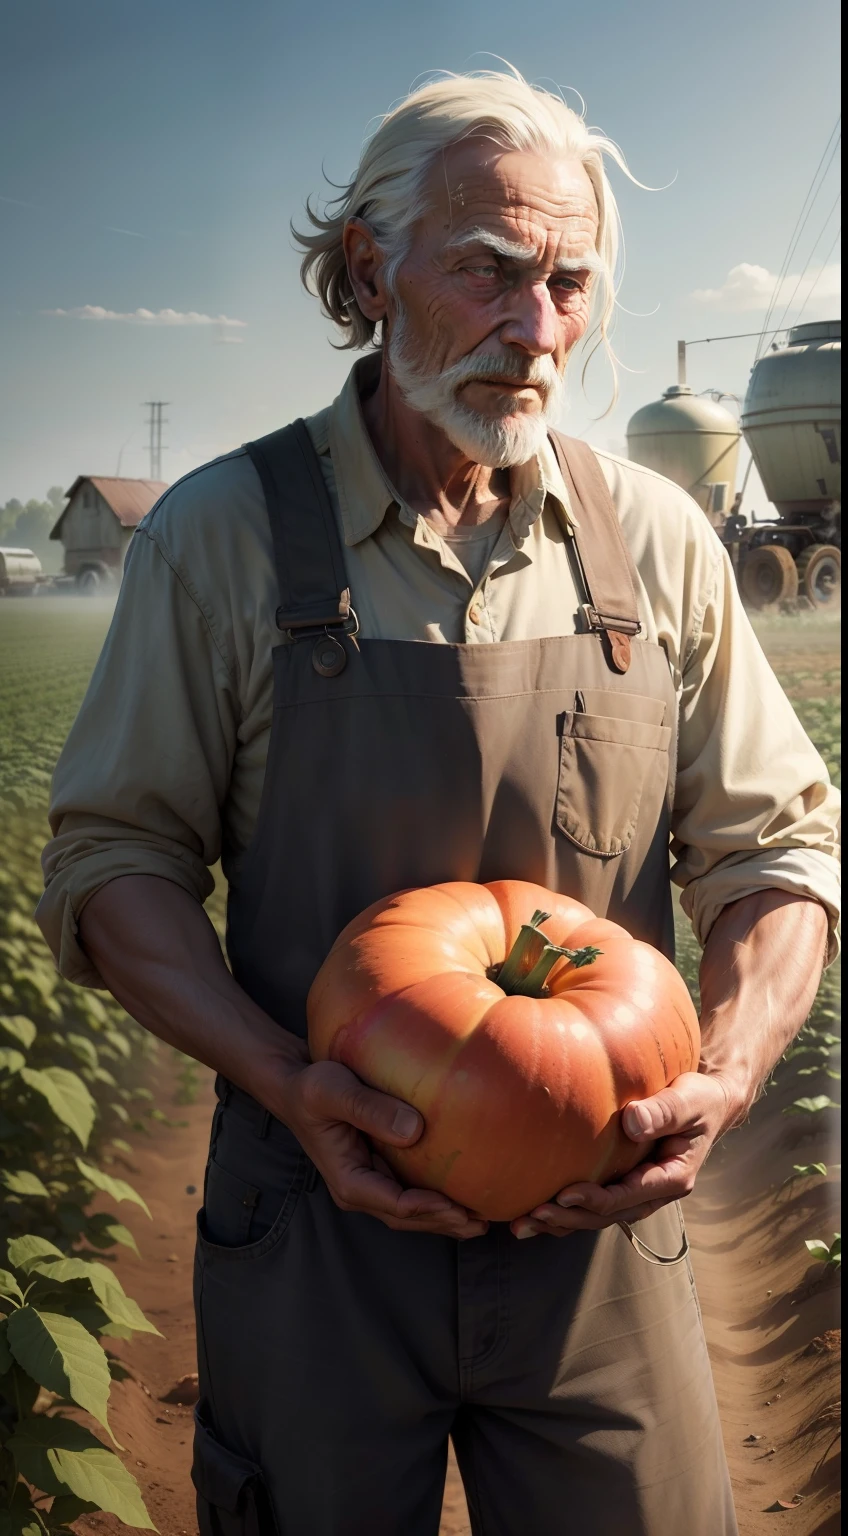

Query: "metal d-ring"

xmin=311 ymin=606 xmax=359 ymax=678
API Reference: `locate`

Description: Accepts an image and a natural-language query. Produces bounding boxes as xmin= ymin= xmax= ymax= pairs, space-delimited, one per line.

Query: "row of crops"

xmin=1 ymin=605 xmax=166 ymax=1532
xmin=0 ymin=600 xmax=841 ymax=1531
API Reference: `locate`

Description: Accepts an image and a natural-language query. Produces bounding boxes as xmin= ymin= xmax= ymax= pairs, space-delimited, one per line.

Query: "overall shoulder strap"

xmin=244 ymin=419 xmax=352 ymax=634
xmin=550 ymin=433 xmax=642 ymax=674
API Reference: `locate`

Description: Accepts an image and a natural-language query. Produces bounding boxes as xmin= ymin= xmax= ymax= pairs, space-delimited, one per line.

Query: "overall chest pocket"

xmin=555 ymin=709 xmax=672 ymax=858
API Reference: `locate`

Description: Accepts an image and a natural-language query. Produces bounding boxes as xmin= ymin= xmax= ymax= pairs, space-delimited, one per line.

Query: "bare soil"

xmin=75 ymin=1051 xmax=840 ymax=1536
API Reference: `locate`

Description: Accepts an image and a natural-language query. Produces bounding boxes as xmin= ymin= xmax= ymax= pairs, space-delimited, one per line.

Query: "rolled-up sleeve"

xmin=670 ymin=543 xmax=841 ymax=962
xmin=36 ymin=522 xmax=239 ymax=987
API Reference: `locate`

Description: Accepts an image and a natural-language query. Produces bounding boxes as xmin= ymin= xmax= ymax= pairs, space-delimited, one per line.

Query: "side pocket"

xmin=193 ymin=1407 xmax=279 ymax=1536
xmin=202 ymin=1161 xmax=260 ymax=1248
xmin=555 ymin=711 xmax=672 ymax=857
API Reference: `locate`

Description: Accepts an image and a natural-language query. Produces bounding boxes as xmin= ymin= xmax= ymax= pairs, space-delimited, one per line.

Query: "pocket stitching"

xmin=196 ymin=1152 xmax=309 ymax=1263
xmin=555 ymin=711 xmax=670 ymax=857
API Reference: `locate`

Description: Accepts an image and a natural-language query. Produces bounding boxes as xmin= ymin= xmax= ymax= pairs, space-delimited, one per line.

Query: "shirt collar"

xmin=327 ymin=355 xmax=578 ymax=548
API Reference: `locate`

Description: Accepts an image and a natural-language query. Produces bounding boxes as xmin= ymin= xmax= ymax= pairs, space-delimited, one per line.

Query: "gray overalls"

xmin=191 ymin=422 xmax=737 ymax=1536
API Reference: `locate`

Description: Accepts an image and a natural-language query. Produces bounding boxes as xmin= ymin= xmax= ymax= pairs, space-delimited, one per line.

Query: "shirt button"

xmin=469 ymin=604 xmax=482 ymax=625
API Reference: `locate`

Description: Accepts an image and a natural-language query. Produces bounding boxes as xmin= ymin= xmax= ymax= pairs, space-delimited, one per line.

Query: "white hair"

xmin=295 ymin=67 xmax=639 ymax=403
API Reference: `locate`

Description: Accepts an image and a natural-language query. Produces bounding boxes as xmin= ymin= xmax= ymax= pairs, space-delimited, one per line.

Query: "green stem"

xmin=495 ymin=910 xmax=551 ymax=994
xmin=496 ymin=912 xmax=603 ymax=998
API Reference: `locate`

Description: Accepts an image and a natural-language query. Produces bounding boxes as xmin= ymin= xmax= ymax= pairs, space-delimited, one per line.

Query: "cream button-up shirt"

xmin=37 ymin=358 xmax=841 ymax=984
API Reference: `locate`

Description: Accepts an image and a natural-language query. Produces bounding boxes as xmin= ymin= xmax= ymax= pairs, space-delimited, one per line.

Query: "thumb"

xmin=622 ymin=1074 xmax=701 ymax=1142
xmin=333 ymin=1076 xmax=424 ymax=1147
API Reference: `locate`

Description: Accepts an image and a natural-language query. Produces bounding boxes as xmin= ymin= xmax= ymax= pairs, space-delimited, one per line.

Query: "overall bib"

xmin=191 ymin=423 xmax=737 ymax=1536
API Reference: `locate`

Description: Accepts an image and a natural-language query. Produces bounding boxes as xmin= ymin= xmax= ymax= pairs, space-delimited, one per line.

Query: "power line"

xmin=768 ymin=190 xmax=841 ymax=339
xmin=792 ymin=223 xmax=842 ymax=327
xmin=756 ymin=115 xmax=841 ymax=359
xmin=756 ymin=115 xmax=841 ymax=356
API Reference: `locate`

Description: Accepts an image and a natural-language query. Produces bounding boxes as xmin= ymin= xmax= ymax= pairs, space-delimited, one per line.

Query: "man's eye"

xmin=466 ymin=265 xmax=500 ymax=279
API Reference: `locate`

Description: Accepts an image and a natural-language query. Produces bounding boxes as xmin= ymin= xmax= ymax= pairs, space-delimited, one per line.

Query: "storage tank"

xmin=626 ymin=386 xmax=741 ymax=527
xmin=0 ymin=547 xmax=43 ymax=594
xmin=741 ymin=320 xmax=841 ymax=515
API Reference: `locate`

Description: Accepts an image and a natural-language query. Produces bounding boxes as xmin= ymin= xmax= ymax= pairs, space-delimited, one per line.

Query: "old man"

xmin=39 ymin=70 xmax=840 ymax=1536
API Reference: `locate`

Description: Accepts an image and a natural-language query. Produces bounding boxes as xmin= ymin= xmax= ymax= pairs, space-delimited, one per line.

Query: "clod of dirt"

xmin=744 ymin=1434 xmax=764 ymax=1443
xmin=803 ymin=1329 xmax=841 ymax=1356
xmin=769 ymin=1495 xmax=805 ymax=1510
xmin=186 ymin=1184 xmax=197 ymax=1194
xmin=162 ymin=1373 xmax=200 ymax=1406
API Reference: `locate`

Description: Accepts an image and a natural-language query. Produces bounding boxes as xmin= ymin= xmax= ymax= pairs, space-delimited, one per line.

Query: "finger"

xmin=510 ymin=1219 xmax=546 ymax=1240
xmin=384 ymin=1214 xmax=490 ymax=1239
xmin=622 ymin=1072 xmax=723 ymax=1143
xmin=334 ymin=1160 xmax=464 ymax=1222
xmin=544 ymin=1158 xmax=695 ymax=1224
xmin=530 ymin=1196 xmax=671 ymax=1232
xmin=370 ymin=1151 xmax=476 ymax=1223
xmin=305 ymin=1062 xmax=424 ymax=1147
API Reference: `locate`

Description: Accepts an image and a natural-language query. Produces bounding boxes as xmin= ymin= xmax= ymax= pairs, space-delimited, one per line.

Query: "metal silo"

xmin=740 ymin=321 xmax=841 ymax=607
xmin=626 ymin=386 xmax=741 ymax=529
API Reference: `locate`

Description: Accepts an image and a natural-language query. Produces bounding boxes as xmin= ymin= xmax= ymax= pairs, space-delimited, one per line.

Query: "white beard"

xmin=387 ymin=309 xmax=567 ymax=469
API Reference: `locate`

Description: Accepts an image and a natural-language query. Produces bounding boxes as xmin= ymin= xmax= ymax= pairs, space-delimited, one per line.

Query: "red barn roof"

xmin=51 ymin=476 xmax=169 ymax=539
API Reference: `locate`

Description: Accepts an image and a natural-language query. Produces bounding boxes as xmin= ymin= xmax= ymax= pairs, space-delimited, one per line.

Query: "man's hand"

xmin=279 ymin=1058 xmax=488 ymax=1239
xmin=509 ymin=1071 xmax=736 ymax=1240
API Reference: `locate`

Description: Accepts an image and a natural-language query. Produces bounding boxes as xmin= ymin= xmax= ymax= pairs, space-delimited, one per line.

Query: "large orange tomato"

xmin=307 ymin=880 xmax=700 ymax=1221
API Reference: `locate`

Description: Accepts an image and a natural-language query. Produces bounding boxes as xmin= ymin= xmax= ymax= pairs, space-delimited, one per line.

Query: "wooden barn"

xmin=50 ymin=475 xmax=168 ymax=593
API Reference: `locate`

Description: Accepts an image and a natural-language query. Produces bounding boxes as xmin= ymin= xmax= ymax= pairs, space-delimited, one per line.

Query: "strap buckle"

xmin=277 ymin=588 xmax=360 ymax=645
xmin=581 ymin=603 xmax=642 ymax=638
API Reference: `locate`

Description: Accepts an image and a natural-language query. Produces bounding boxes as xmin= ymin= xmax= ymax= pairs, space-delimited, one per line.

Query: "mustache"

xmin=437 ymin=351 xmax=562 ymax=400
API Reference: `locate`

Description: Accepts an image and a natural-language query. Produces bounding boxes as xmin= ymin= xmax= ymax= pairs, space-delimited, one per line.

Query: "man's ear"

xmin=342 ymin=217 xmax=388 ymax=324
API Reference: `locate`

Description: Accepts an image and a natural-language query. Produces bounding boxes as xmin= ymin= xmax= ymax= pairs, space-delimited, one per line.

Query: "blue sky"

xmin=1 ymin=0 xmax=841 ymax=513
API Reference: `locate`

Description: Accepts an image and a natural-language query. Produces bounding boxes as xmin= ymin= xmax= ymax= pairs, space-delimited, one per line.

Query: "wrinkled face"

xmin=387 ymin=139 xmax=601 ymax=464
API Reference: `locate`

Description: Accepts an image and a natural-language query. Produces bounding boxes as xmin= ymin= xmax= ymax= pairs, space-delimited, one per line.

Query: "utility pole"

xmin=143 ymin=401 xmax=169 ymax=480
xmin=676 ymin=330 xmax=781 ymax=390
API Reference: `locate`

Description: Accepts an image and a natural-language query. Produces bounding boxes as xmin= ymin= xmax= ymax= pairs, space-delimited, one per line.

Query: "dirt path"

xmin=78 ymin=1059 xmax=840 ymax=1536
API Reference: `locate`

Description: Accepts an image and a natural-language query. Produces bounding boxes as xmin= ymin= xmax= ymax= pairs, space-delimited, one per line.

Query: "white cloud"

xmin=44 ymin=304 xmax=247 ymax=329
xmin=692 ymin=261 xmax=841 ymax=313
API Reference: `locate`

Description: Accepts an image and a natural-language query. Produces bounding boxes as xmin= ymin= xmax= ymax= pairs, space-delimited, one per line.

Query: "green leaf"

xmin=0 ymin=1015 xmax=37 ymax=1051
xmin=104 ymin=1029 xmax=131 ymax=1060
xmin=0 ymin=1501 xmax=45 ymax=1536
xmin=74 ymin=1158 xmax=151 ymax=1218
xmin=0 ymin=1046 xmax=26 ymax=1075
xmin=19 ymin=1067 xmax=95 ymax=1148
xmin=805 ymin=1238 xmax=833 ymax=1263
xmin=7 ymin=1236 xmax=65 ymax=1274
xmin=0 ymin=1267 xmax=25 ymax=1303
xmin=784 ymin=1042 xmax=832 ymax=1063
xmin=8 ymin=1416 xmax=154 ymax=1528
xmin=29 ymin=1259 xmax=160 ymax=1337
xmin=0 ymin=1320 xmax=14 ymax=1373
xmin=65 ymin=1034 xmax=99 ymax=1071
xmin=6 ymin=1307 xmax=114 ymax=1437
xmin=783 ymin=1095 xmax=841 ymax=1116
xmin=84 ymin=1213 xmax=141 ymax=1257
xmin=110 ymin=1138 xmax=133 ymax=1154
xmin=0 ymin=1170 xmax=50 ymax=1198
xmin=781 ymin=1162 xmax=829 ymax=1188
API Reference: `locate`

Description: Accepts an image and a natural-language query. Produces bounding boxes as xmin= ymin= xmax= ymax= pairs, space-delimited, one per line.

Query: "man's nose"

xmin=498 ymin=280 xmax=559 ymax=357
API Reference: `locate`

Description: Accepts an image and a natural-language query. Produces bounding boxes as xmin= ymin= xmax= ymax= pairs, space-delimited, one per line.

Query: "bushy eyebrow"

xmin=444 ymin=227 xmax=604 ymax=275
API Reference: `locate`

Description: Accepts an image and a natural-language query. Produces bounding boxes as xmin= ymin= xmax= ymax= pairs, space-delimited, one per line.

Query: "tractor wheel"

xmin=76 ymin=567 xmax=103 ymax=596
xmin=739 ymin=544 xmax=799 ymax=609
xmin=797 ymin=544 xmax=841 ymax=608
